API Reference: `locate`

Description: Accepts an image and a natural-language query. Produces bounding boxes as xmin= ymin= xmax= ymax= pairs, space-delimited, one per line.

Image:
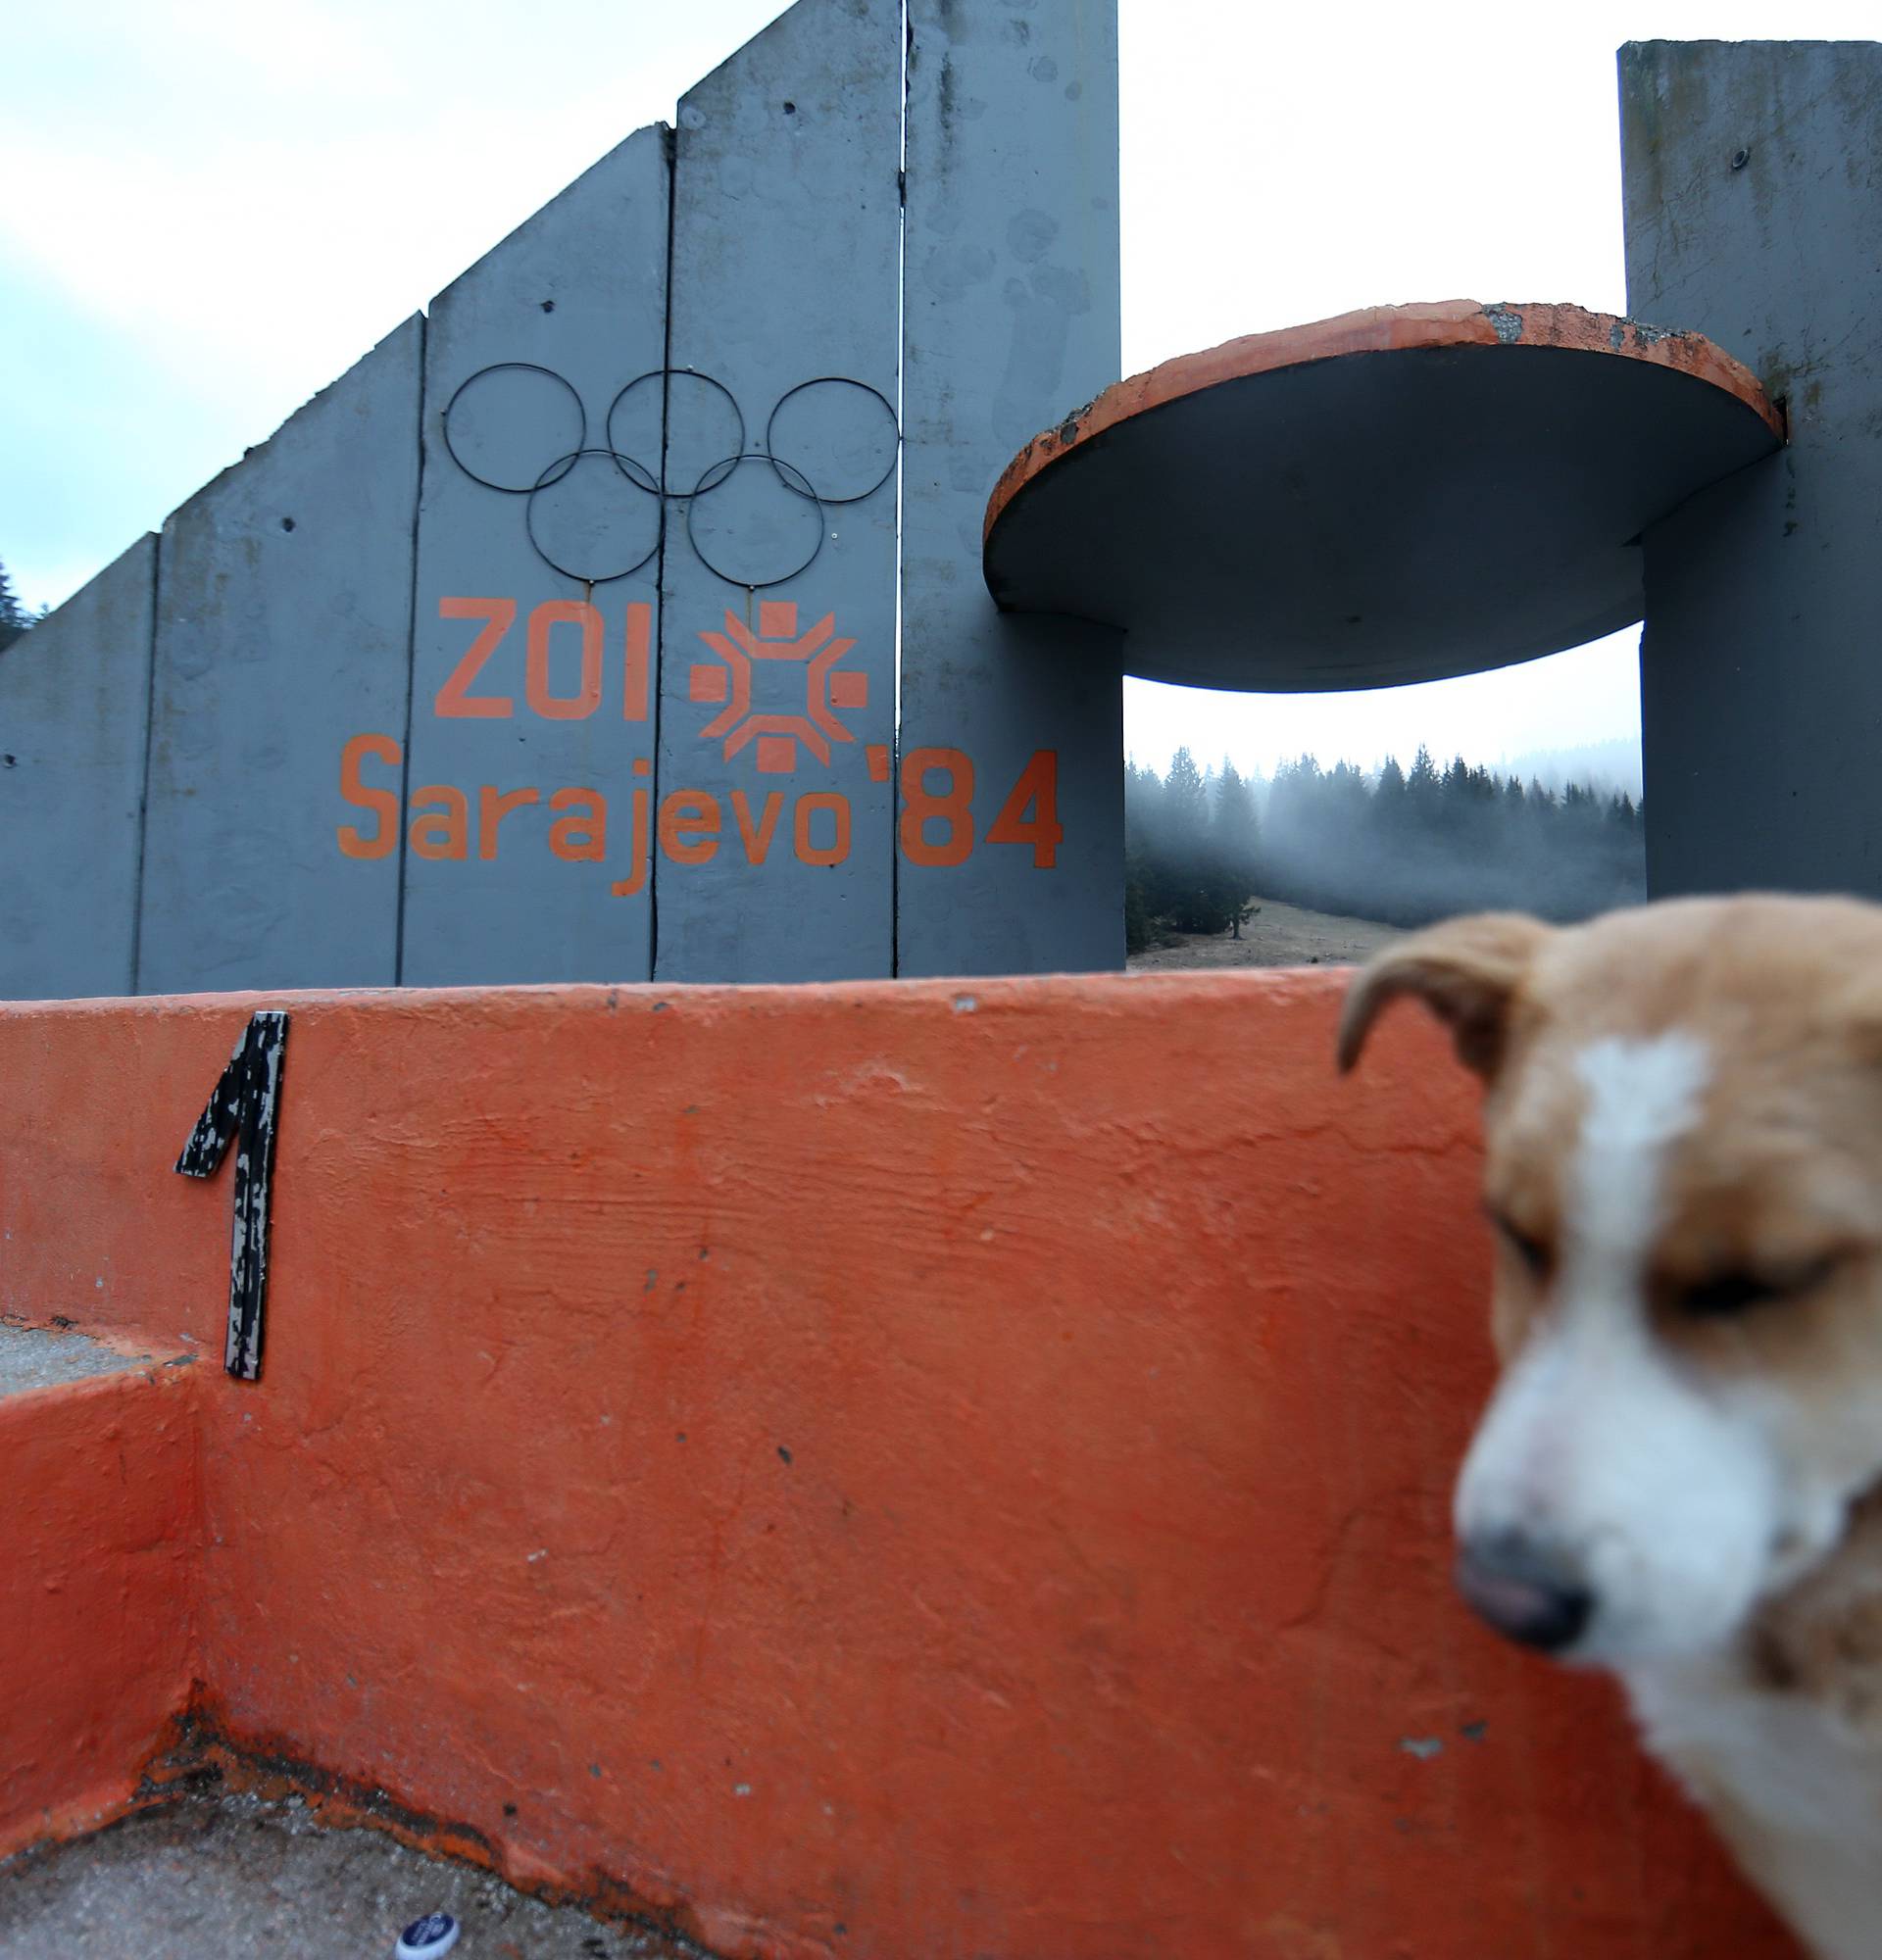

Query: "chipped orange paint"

xmin=0 ymin=979 xmax=1795 ymax=1957
xmin=984 ymin=299 xmax=1788 ymax=548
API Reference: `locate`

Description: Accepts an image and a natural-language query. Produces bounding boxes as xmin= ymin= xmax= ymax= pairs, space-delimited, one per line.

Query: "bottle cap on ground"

xmin=396 ymin=1911 xmax=460 ymax=1957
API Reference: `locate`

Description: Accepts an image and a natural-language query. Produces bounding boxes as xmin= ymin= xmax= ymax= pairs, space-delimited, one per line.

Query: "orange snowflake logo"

xmin=688 ymin=602 xmax=867 ymax=774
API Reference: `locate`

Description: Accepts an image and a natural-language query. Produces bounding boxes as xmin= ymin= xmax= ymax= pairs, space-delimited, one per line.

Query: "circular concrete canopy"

xmin=982 ymin=301 xmax=1784 ymax=692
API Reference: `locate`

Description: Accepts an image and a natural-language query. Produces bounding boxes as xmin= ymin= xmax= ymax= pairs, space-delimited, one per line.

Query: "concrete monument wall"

xmin=0 ymin=0 xmax=1125 ymax=1000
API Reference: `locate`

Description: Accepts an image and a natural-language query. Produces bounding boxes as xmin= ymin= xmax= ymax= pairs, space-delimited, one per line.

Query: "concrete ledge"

xmin=0 ymin=1361 xmax=199 ymax=1860
xmin=0 ymin=1321 xmax=161 ymax=1398
xmin=0 ymin=977 xmax=1795 ymax=1956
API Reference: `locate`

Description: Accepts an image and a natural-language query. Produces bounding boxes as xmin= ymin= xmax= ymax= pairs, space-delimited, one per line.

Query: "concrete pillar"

xmin=1621 ymin=41 xmax=1882 ymax=898
xmin=140 ymin=320 xmax=421 ymax=993
xmin=655 ymin=0 xmax=904 ymax=982
xmin=897 ymin=0 xmax=1126 ymax=976
xmin=401 ymin=130 xmax=669 ymax=986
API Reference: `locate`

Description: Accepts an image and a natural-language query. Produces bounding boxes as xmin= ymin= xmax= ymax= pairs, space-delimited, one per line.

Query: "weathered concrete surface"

xmin=9 ymin=0 xmax=1145 ymax=992
xmin=0 ymin=535 xmax=155 ymax=1001
xmin=0 ymin=1362 xmax=197 ymax=1861
xmin=0 ymin=1796 xmax=711 ymax=1960
xmin=140 ymin=318 xmax=422 ymax=993
xmin=0 ymin=1319 xmax=154 ymax=1396
xmin=896 ymin=0 xmax=1127 ymax=976
xmin=1622 ymin=41 xmax=1882 ymax=899
xmin=982 ymin=300 xmax=1782 ymax=691
xmin=402 ymin=127 xmax=669 ymax=986
xmin=655 ymin=0 xmax=903 ymax=982
xmin=0 ymin=977 xmax=1793 ymax=1958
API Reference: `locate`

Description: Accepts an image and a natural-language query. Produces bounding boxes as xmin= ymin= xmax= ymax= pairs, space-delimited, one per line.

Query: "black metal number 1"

xmin=174 ymin=1011 xmax=289 ymax=1382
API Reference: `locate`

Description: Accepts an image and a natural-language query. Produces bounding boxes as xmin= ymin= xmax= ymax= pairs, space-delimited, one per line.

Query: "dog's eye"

xmin=1680 ymin=1271 xmax=1786 ymax=1318
xmin=1677 ymin=1259 xmax=1835 ymax=1319
xmin=1489 ymin=1211 xmax=1552 ymax=1280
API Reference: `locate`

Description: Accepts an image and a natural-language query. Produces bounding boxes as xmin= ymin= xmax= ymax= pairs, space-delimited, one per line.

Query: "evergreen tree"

xmin=1123 ymin=872 xmax=1154 ymax=956
xmin=1327 ymin=759 xmax=1369 ymax=815
xmin=0 ymin=557 xmax=30 ymax=652
xmin=1122 ymin=759 xmax=1164 ymax=952
xmin=1367 ymin=757 xmax=1409 ymax=848
xmin=1122 ymin=759 xmax=1158 ymax=849
xmin=1163 ymin=746 xmax=1209 ymax=846
xmin=1405 ymin=744 xmax=1441 ymax=828
xmin=1211 ymin=758 xmax=1262 ymax=937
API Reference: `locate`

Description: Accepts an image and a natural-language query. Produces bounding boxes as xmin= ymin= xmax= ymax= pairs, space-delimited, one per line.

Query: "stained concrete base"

xmin=0 ymin=1795 xmax=714 ymax=1959
xmin=0 ymin=1319 xmax=159 ymax=1396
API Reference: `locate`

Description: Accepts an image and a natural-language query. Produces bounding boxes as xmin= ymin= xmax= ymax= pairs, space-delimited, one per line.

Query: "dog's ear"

xmin=1337 ymin=913 xmax=1552 ymax=1078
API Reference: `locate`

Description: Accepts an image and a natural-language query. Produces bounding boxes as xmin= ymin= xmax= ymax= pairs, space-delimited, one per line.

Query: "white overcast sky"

xmin=5 ymin=0 xmax=1871 ymax=780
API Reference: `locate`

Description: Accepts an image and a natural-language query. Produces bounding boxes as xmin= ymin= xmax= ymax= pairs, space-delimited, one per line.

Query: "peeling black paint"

xmin=174 ymin=1011 xmax=288 ymax=1382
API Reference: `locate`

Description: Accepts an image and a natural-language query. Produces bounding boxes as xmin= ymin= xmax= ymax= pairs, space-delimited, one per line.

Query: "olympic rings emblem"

xmin=440 ymin=365 xmax=900 ymax=590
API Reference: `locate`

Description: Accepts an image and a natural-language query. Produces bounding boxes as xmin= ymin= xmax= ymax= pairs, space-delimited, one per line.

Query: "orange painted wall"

xmin=0 ymin=1362 xmax=200 ymax=1859
xmin=0 ymin=977 xmax=1797 ymax=1957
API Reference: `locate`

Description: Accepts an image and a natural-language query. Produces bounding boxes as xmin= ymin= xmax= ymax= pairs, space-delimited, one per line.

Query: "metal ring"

xmin=763 ymin=376 xmax=899 ymax=505
xmin=684 ymin=453 xmax=824 ymax=590
xmin=524 ymin=448 xmax=664 ymax=585
xmin=441 ymin=364 xmax=586 ymax=495
xmin=606 ymin=368 xmax=745 ymax=495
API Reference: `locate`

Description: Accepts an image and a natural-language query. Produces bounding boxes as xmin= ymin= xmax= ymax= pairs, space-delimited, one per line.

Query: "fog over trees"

xmin=1125 ymin=745 xmax=1645 ymax=953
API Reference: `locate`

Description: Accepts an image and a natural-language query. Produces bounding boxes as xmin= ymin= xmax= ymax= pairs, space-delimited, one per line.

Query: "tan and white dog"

xmin=1339 ymin=895 xmax=1882 ymax=1960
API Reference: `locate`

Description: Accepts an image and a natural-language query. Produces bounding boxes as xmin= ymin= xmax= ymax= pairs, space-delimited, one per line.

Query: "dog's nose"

xmin=1456 ymin=1534 xmax=1594 ymax=1651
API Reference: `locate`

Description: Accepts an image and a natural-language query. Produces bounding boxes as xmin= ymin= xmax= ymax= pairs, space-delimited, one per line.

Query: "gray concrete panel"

xmin=1621 ymin=41 xmax=1882 ymax=898
xmin=653 ymin=0 xmax=903 ymax=982
xmin=897 ymin=0 xmax=1126 ymax=976
xmin=139 ymin=318 xmax=421 ymax=993
xmin=0 ymin=535 xmax=154 ymax=1000
xmin=402 ymin=128 xmax=669 ymax=986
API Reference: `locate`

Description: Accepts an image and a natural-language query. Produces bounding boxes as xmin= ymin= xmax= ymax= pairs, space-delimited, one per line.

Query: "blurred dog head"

xmin=1340 ymin=897 xmax=1882 ymax=1666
